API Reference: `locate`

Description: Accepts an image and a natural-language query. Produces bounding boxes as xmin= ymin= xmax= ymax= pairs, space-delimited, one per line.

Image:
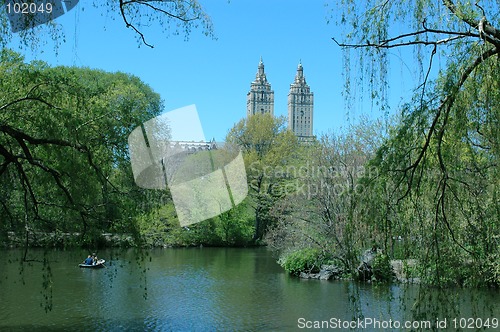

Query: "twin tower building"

xmin=246 ymin=58 xmax=314 ymax=141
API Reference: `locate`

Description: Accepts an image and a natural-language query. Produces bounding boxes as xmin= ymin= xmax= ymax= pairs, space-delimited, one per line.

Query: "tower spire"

xmin=288 ymin=61 xmax=314 ymax=141
xmin=256 ymin=57 xmax=266 ymax=80
xmin=247 ymin=57 xmax=274 ymax=117
xmin=295 ymin=60 xmax=305 ymax=83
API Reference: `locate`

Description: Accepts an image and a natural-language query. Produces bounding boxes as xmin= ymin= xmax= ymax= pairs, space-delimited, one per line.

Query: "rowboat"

xmin=79 ymin=259 xmax=105 ymax=268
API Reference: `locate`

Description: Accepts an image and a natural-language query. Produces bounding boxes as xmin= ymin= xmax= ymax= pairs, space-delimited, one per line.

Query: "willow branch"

xmin=443 ymin=0 xmax=500 ymax=47
xmin=123 ymin=0 xmax=200 ymax=22
xmin=332 ymin=31 xmax=470 ymax=49
xmin=396 ymin=47 xmax=499 ymax=201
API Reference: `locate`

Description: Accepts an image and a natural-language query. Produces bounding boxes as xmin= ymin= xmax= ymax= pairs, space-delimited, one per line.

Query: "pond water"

xmin=0 ymin=247 xmax=498 ymax=331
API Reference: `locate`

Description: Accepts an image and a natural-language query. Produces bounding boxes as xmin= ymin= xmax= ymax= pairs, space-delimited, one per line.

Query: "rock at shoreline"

xmin=390 ymin=259 xmax=419 ymax=283
xmin=356 ymin=247 xmax=381 ymax=281
xmin=299 ymin=264 xmax=342 ymax=280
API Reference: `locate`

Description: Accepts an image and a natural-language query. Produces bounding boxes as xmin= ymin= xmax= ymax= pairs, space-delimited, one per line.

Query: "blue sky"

xmin=8 ymin=1 xmax=418 ymax=141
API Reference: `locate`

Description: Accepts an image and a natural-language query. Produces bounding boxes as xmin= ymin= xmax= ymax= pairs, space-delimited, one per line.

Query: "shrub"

xmin=371 ymin=253 xmax=394 ymax=282
xmin=280 ymin=248 xmax=324 ymax=276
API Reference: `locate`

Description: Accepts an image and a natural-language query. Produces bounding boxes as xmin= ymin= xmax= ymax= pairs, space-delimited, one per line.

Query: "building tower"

xmin=288 ymin=62 xmax=314 ymax=140
xmin=247 ymin=57 xmax=274 ymax=117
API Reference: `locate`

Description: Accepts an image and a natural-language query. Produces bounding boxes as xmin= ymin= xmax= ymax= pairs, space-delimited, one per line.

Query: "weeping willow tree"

xmin=331 ymin=0 xmax=499 ymax=289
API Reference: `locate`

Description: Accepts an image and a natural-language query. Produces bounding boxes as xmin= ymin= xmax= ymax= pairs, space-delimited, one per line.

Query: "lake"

xmin=0 ymin=247 xmax=498 ymax=331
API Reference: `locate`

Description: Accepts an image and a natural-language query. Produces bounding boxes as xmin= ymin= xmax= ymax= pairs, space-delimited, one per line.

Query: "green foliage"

xmin=213 ymin=203 xmax=254 ymax=246
xmin=279 ymin=248 xmax=325 ymax=276
xmin=371 ymin=254 xmax=393 ymax=283
xmin=136 ymin=199 xmax=179 ymax=247
xmin=330 ymin=0 xmax=500 ymax=112
xmin=486 ymin=252 xmax=500 ymax=286
xmin=266 ymin=119 xmax=384 ymax=275
xmin=182 ymin=201 xmax=254 ymax=247
xmin=361 ymin=73 xmax=500 ymax=287
xmin=226 ymin=113 xmax=300 ymax=242
xmin=329 ymin=0 xmax=500 ymax=288
xmin=0 ymin=49 xmax=163 ymax=247
xmin=137 ymin=198 xmax=254 ymax=247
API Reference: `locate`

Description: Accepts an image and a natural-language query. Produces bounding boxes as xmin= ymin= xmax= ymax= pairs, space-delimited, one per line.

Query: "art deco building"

xmin=246 ymin=57 xmax=274 ymax=117
xmin=288 ymin=62 xmax=314 ymax=140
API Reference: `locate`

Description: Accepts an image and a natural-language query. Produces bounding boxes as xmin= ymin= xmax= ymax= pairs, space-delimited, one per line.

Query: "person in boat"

xmin=92 ymin=253 xmax=98 ymax=265
xmin=84 ymin=255 xmax=93 ymax=265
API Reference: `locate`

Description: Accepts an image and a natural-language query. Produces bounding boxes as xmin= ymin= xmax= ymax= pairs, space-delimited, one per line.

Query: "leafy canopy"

xmin=0 ymin=49 xmax=164 ymax=244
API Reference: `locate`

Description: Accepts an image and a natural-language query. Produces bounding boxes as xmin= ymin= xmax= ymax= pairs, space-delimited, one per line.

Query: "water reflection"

xmin=0 ymin=248 xmax=498 ymax=331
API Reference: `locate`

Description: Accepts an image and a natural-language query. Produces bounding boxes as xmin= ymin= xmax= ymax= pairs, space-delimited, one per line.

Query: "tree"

xmin=226 ymin=113 xmax=300 ymax=242
xmin=266 ymin=119 xmax=384 ymax=274
xmin=331 ymin=0 xmax=499 ymax=286
xmin=0 ymin=49 xmax=164 ymax=249
xmin=0 ymin=0 xmax=214 ymax=49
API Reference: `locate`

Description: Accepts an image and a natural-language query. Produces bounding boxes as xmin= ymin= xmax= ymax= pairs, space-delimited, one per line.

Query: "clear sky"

xmin=8 ymin=0 xmax=418 ymax=141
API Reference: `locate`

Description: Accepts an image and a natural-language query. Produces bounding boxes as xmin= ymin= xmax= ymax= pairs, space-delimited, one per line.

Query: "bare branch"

xmin=475 ymin=1 xmax=486 ymax=17
xmin=119 ymin=0 xmax=155 ymax=48
xmin=0 ymin=96 xmax=62 ymax=112
xmin=118 ymin=0 xmax=208 ymax=48
xmin=333 ymin=33 xmax=470 ymax=50
xmin=0 ymin=124 xmax=87 ymax=152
